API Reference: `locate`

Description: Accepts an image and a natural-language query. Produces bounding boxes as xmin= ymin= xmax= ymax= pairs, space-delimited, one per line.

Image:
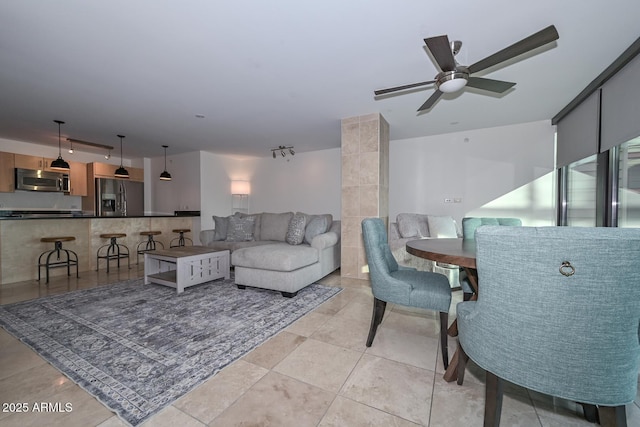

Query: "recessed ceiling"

xmin=0 ymin=1 xmax=638 ymax=159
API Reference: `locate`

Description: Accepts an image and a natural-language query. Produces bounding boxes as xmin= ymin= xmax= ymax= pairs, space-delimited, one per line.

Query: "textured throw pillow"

xmin=426 ymin=215 xmax=457 ymax=238
xmin=304 ymin=216 xmax=329 ymax=244
xmin=212 ymin=215 xmax=230 ymax=241
xmin=397 ymin=213 xmax=429 ymax=238
xmin=285 ymin=213 xmax=307 ymax=245
xmin=225 ymin=215 xmax=255 ymax=242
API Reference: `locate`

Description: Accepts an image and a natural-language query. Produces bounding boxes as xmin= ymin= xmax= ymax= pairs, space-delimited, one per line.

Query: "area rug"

xmin=0 ymin=277 xmax=341 ymax=426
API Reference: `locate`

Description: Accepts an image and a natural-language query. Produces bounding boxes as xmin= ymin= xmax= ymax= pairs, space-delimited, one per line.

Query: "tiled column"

xmin=341 ymin=113 xmax=389 ymax=280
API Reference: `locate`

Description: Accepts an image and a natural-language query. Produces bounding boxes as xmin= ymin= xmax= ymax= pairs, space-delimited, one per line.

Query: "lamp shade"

xmin=231 ymin=180 xmax=250 ymax=195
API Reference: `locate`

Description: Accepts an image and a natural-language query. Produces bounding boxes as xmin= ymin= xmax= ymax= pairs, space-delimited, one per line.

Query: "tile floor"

xmin=1 ymin=266 xmax=639 ymax=426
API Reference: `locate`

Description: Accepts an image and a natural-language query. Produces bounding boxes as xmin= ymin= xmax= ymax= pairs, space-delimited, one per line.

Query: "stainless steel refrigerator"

xmin=95 ymin=178 xmax=144 ymax=216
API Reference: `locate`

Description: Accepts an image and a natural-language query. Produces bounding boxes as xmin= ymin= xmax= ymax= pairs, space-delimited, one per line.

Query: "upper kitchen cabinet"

xmin=67 ymin=161 xmax=87 ymax=196
xmin=0 ymin=151 xmax=15 ymax=192
xmin=14 ymin=154 xmax=58 ymax=171
xmin=92 ymin=162 xmax=144 ymax=182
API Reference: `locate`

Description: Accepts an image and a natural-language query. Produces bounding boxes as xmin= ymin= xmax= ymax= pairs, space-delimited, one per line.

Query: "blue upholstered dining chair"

xmin=461 ymin=217 xmax=522 ymax=240
xmin=361 ymin=218 xmax=452 ymax=368
xmin=456 ymin=226 xmax=640 ymax=427
xmin=459 ymin=217 xmax=522 ymax=300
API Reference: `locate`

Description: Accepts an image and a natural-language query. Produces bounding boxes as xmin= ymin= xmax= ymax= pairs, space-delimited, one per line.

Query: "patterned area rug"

xmin=0 ymin=277 xmax=341 ymax=426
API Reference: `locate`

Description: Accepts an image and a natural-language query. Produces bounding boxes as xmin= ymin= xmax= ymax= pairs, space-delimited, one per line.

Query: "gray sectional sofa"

xmin=199 ymin=211 xmax=341 ymax=297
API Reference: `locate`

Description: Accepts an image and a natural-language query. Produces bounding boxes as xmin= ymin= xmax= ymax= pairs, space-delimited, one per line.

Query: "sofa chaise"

xmin=199 ymin=211 xmax=340 ymax=297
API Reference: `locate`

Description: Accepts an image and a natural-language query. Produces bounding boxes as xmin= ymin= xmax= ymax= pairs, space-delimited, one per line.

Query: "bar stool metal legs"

xmin=170 ymin=228 xmax=192 ymax=247
xmin=136 ymin=231 xmax=164 ymax=264
xmin=97 ymin=233 xmax=130 ymax=273
xmin=38 ymin=236 xmax=79 ymax=284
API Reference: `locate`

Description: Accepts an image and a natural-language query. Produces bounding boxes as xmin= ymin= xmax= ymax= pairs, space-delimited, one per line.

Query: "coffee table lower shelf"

xmin=144 ymin=247 xmax=230 ymax=294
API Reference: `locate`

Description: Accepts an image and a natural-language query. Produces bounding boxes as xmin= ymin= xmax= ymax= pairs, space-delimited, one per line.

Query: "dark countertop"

xmin=0 ymin=211 xmax=199 ymax=220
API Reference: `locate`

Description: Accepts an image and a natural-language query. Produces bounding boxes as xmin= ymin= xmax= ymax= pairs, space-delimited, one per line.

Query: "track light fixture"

xmin=50 ymin=120 xmax=70 ymax=171
xmin=159 ymin=145 xmax=172 ymax=181
xmin=114 ymin=135 xmax=129 ymax=178
xmin=105 ymin=149 xmax=111 ymax=160
xmin=270 ymin=145 xmax=295 ymax=159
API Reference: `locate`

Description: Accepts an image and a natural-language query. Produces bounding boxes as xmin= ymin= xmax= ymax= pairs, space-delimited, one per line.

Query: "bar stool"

xmin=38 ymin=236 xmax=79 ymax=284
xmin=136 ymin=230 xmax=164 ymax=264
xmin=170 ymin=228 xmax=193 ymax=247
xmin=96 ymin=233 xmax=130 ymax=273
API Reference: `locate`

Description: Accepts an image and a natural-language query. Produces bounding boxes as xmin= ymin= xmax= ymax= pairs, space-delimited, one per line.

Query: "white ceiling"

xmin=0 ymin=1 xmax=638 ymax=159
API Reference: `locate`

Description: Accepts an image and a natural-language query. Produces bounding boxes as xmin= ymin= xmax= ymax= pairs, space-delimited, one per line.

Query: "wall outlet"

xmin=444 ymin=198 xmax=453 ymax=203
xmin=454 ymin=198 xmax=462 ymax=203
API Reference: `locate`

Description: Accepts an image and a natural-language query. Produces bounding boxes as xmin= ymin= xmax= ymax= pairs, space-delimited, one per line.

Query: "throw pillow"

xmin=285 ymin=213 xmax=307 ymax=245
xmin=426 ymin=215 xmax=457 ymax=238
xmin=212 ymin=215 xmax=230 ymax=241
xmin=397 ymin=213 xmax=429 ymax=238
xmin=225 ymin=215 xmax=255 ymax=242
xmin=304 ymin=216 xmax=329 ymax=244
xmin=259 ymin=212 xmax=293 ymax=241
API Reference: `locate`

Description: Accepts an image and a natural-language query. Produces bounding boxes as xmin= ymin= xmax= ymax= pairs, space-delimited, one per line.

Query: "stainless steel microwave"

xmin=15 ymin=168 xmax=70 ymax=192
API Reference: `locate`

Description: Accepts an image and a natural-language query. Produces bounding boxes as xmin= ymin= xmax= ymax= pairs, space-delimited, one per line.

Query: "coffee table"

xmin=144 ymin=246 xmax=230 ymax=294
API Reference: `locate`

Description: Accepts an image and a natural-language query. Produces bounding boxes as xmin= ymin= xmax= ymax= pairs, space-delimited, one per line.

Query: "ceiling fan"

xmin=374 ymin=25 xmax=559 ymax=112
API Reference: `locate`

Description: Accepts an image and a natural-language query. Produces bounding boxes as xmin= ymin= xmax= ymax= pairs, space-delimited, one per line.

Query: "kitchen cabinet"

xmin=68 ymin=161 xmax=87 ymax=196
xmin=92 ymin=162 xmax=144 ymax=182
xmin=14 ymin=154 xmax=58 ymax=171
xmin=0 ymin=151 xmax=15 ymax=192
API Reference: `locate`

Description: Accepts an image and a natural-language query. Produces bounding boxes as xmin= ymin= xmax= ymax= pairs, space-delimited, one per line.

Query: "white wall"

xmin=148 ymin=150 xmax=201 ymax=216
xmin=389 ymin=120 xmax=556 ymax=225
xmin=197 ymin=148 xmax=342 ymax=231
xmin=247 ymin=148 xmax=341 ymax=218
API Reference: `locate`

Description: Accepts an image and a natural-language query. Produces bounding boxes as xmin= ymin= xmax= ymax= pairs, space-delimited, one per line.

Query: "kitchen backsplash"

xmin=0 ymin=191 xmax=82 ymax=211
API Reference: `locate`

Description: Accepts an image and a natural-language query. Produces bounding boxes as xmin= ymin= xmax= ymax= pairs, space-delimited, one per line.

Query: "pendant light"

xmin=159 ymin=145 xmax=172 ymax=181
xmin=50 ymin=120 xmax=70 ymax=171
xmin=114 ymin=134 xmax=129 ymax=178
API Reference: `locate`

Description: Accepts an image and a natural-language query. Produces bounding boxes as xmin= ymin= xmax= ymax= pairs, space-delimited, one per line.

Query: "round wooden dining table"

xmin=406 ymin=238 xmax=478 ymax=383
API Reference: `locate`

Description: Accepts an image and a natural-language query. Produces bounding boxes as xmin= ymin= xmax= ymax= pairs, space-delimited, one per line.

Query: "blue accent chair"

xmin=361 ymin=218 xmax=452 ymax=368
xmin=459 ymin=217 xmax=522 ymax=300
xmin=457 ymin=226 xmax=640 ymax=426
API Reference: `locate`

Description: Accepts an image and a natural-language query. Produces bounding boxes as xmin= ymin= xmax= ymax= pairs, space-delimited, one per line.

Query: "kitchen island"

xmin=0 ymin=215 xmax=199 ymax=284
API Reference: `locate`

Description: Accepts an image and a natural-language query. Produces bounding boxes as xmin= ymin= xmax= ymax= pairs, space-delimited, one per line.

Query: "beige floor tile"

xmin=141 ymin=405 xmax=206 ymax=427
xmin=209 ymin=371 xmax=334 ymax=427
xmin=310 ymin=301 xmax=371 ymax=351
xmin=381 ymin=307 xmax=440 ymax=338
xmin=284 ymin=310 xmax=333 ymax=337
xmin=318 ymin=395 xmax=420 ymax=426
xmin=242 ymin=330 xmax=306 ymax=369
xmin=0 ymin=384 xmax=114 ymax=427
xmin=365 ymin=327 xmax=440 ymax=371
xmin=0 ymin=339 xmax=46 ymax=380
xmin=340 ymin=353 xmax=434 ymax=425
xmin=273 ymin=338 xmax=361 ymax=393
xmin=0 ymin=362 xmax=74 ymax=415
xmin=173 ymin=359 xmax=268 ymax=424
xmin=96 ymin=415 xmax=129 ymax=427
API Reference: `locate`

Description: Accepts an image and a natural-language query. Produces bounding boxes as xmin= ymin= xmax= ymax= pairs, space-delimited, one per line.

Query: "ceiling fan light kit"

xmin=374 ymin=25 xmax=559 ymax=111
xmin=436 ymin=70 xmax=469 ymax=93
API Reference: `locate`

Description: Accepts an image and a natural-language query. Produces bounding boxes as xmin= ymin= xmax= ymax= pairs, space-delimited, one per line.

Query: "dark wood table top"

xmin=406 ymin=238 xmax=477 ymax=269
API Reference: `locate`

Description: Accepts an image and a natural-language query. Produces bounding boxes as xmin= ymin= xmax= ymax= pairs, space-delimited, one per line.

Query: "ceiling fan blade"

xmin=466 ymin=76 xmax=516 ymax=93
xmin=374 ymin=80 xmax=435 ymax=96
xmin=467 ymin=25 xmax=559 ymax=74
xmin=424 ymin=35 xmax=456 ymax=72
xmin=417 ymin=90 xmax=443 ymax=111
